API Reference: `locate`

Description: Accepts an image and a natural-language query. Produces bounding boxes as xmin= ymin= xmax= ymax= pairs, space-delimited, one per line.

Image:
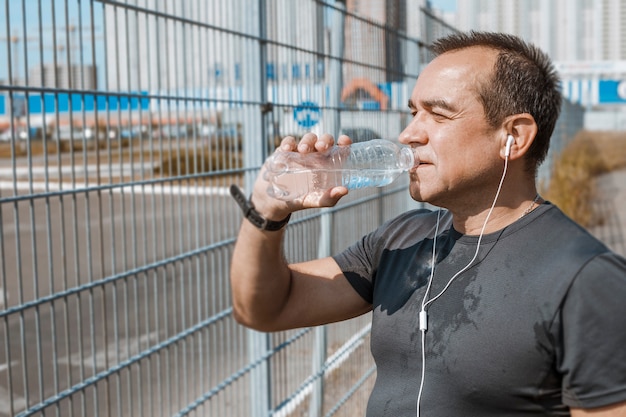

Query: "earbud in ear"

xmin=505 ymin=135 xmax=514 ymax=158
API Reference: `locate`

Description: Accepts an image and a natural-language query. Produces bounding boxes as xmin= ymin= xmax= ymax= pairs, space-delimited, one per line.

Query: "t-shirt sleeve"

xmin=333 ymin=231 xmax=379 ymax=304
xmin=332 ymin=208 xmax=439 ymax=304
xmin=559 ymin=252 xmax=626 ymax=408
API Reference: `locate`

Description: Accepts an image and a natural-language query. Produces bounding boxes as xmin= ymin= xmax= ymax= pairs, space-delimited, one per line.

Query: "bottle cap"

xmin=399 ymin=146 xmax=419 ymax=169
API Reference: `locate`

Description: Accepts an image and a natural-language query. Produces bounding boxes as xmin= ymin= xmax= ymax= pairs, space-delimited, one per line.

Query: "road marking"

xmin=57 ymin=331 xmax=161 ymax=371
xmin=0 ymin=360 xmax=17 ymax=374
xmin=0 ymin=163 xmax=157 ymax=180
xmin=0 ymin=181 xmax=232 ymax=196
xmin=0 ymin=385 xmax=26 ymax=415
xmin=0 ymin=366 xmax=25 ymax=415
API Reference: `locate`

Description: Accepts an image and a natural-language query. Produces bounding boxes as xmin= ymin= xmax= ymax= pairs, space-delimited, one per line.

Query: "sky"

xmin=429 ymin=0 xmax=457 ymax=13
xmin=0 ymin=0 xmax=102 ymax=84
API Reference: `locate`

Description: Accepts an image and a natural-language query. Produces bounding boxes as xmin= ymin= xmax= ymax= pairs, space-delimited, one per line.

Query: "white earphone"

xmin=505 ymin=134 xmax=514 ymax=158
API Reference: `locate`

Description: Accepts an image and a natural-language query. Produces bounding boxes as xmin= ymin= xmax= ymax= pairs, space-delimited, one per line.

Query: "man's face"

xmin=400 ymin=46 xmax=504 ymax=208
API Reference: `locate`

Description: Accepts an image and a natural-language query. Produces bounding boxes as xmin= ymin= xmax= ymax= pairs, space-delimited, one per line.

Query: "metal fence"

xmin=0 ymin=0 xmax=458 ymax=416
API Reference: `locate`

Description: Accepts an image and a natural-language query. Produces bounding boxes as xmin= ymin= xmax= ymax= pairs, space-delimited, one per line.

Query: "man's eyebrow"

xmin=421 ymin=98 xmax=457 ymax=112
xmin=407 ymin=98 xmax=457 ymax=112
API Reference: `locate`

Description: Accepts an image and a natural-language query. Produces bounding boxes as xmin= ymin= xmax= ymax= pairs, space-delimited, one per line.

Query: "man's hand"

xmin=250 ymin=133 xmax=352 ymax=221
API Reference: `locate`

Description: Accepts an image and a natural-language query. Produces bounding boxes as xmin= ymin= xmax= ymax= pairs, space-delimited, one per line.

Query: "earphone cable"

xmin=416 ymin=208 xmax=441 ymax=417
xmin=424 ymin=155 xmax=509 ymax=310
xmin=416 ymin=154 xmax=510 ymax=417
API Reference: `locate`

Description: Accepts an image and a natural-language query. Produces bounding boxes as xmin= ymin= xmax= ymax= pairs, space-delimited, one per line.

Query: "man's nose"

xmin=399 ymin=118 xmax=427 ymax=145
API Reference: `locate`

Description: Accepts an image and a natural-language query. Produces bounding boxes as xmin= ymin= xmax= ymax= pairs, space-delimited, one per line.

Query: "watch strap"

xmin=229 ymin=185 xmax=291 ymax=231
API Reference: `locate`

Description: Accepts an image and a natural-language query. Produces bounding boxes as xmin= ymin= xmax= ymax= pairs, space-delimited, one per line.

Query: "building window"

xmin=267 ymin=63 xmax=276 ymax=80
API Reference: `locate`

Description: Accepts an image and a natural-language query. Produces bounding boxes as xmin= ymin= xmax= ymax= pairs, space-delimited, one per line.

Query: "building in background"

xmin=445 ymin=0 xmax=626 ymax=130
xmin=344 ymin=0 xmax=410 ymax=83
xmin=103 ymin=0 xmax=426 ymax=92
xmin=454 ymin=0 xmax=626 ymax=62
xmin=29 ymin=64 xmax=97 ymax=90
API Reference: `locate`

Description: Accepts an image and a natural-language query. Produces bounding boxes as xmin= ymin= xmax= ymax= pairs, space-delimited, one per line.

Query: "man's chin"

xmin=408 ymin=187 xmax=426 ymax=203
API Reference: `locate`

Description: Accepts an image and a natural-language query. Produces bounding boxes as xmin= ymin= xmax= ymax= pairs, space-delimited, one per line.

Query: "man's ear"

xmin=500 ymin=113 xmax=538 ymax=160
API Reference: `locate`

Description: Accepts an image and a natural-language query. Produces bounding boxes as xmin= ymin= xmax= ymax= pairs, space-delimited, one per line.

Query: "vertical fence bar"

xmin=242 ymin=0 xmax=272 ymax=416
xmin=309 ymin=1 xmax=346 ymax=416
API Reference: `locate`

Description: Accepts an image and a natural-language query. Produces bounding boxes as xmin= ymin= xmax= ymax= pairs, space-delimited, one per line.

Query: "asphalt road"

xmin=0 ymin=182 xmax=241 ymax=416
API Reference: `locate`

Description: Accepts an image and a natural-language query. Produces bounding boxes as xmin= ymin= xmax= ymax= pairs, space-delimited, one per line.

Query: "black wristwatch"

xmin=229 ymin=185 xmax=291 ymax=231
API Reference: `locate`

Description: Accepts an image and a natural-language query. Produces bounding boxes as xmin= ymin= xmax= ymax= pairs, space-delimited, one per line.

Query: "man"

xmin=230 ymin=31 xmax=626 ymax=416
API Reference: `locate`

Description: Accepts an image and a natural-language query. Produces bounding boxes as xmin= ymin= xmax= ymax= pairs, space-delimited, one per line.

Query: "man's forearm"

xmin=230 ymin=219 xmax=292 ymax=330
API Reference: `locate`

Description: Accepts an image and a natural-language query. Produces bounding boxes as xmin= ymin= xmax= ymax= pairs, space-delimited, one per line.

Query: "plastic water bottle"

xmin=264 ymin=139 xmax=418 ymax=201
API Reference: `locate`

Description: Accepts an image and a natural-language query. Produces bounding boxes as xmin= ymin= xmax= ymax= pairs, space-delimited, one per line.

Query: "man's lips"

xmin=410 ymin=160 xmax=431 ymax=174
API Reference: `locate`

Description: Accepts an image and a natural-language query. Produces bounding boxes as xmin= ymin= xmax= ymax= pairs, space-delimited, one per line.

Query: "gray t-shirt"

xmin=333 ymin=203 xmax=626 ymax=416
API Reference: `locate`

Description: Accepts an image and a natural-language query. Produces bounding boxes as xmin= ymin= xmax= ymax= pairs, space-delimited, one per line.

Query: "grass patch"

xmin=154 ymin=149 xmax=242 ymax=176
xmin=0 ymin=138 xmax=243 ymax=179
xmin=0 ymin=138 xmax=135 ymax=158
xmin=0 ymin=140 xmax=58 ymax=157
xmin=542 ymin=130 xmax=626 ymax=227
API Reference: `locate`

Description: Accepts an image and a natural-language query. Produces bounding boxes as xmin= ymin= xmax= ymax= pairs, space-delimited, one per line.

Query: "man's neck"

xmin=450 ymin=191 xmax=541 ymax=236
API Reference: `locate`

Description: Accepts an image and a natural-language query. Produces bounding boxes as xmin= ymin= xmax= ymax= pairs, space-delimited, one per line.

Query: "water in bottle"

xmin=264 ymin=139 xmax=418 ymax=201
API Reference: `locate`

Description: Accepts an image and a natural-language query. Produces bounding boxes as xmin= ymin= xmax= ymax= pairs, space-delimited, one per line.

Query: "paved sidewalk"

xmin=589 ymin=169 xmax=626 ymax=257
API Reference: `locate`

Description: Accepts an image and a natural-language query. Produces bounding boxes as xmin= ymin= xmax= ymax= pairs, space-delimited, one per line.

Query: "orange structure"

xmin=341 ymin=77 xmax=389 ymax=110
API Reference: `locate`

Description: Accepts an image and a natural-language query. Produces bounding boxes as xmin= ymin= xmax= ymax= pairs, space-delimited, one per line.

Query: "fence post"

xmin=309 ymin=1 xmax=346 ymax=416
xmin=404 ymin=33 xmax=422 ymax=210
xmin=243 ymin=1 xmax=272 ymax=416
